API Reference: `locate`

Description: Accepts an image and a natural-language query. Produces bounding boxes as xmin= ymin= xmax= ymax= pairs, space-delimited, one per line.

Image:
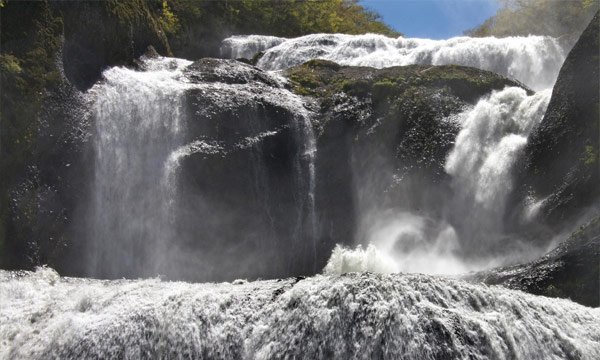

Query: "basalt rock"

xmin=520 ymin=12 xmax=600 ymax=229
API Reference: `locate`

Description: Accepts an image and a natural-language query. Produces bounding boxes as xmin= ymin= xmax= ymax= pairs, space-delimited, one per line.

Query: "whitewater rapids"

xmin=1 ymin=268 xmax=599 ymax=359
xmin=221 ymin=33 xmax=566 ymax=90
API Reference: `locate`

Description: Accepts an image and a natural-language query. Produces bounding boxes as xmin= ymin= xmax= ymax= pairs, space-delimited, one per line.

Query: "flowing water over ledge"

xmin=1 ymin=267 xmax=599 ymax=359
xmin=85 ymin=57 xmax=318 ymax=280
xmin=221 ymin=33 xmax=566 ymax=90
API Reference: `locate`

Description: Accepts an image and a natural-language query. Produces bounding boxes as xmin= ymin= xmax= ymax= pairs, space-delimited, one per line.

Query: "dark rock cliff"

xmin=58 ymin=0 xmax=172 ymax=90
xmin=480 ymin=12 xmax=600 ymax=308
xmin=520 ymin=11 xmax=600 ymax=229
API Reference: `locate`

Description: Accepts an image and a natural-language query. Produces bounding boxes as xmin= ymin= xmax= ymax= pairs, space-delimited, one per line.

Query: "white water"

xmin=337 ymin=87 xmax=552 ymax=276
xmin=2 ymin=267 xmax=599 ymax=359
xmin=86 ymin=57 xmax=318 ymax=279
xmin=445 ymin=87 xmax=551 ymax=232
xmin=87 ymin=57 xmax=192 ymax=278
xmin=220 ymin=35 xmax=286 ymax=60
xmin=323 ymin=244 xmax=398 ymax=275
xmin=222 ymin=33 xmax=566 ymax=90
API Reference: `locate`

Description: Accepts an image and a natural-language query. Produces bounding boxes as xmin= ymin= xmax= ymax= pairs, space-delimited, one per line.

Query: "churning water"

xmin=223 ymin=33 xmax=566 ymax=90
xmin=2 ymin=268 xmax=599 ymax=359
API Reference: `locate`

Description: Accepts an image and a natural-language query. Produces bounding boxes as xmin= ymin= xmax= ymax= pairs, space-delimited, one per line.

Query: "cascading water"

xmin=444 ymin=87 xmax=552 ymax=244
xmin=220 ymin=35 xmax=286 ymax=60
xmin=2 ymin=268 xmax=599 ymax=359
xmin=85 ymin=57 xmax=318 ymax=280
xmin=347 ymin=87 xmax=552 ymax=275
xmin=87 ymin=57 xmax=192 ymax=279
xmin=221 ymin=35 xmax=565 ymax=267
xmin=222 ymin=33 xmax=566 ymax=90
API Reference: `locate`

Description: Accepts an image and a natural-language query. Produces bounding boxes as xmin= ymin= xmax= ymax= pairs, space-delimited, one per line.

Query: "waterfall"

xmin=2 ymin=268 xmax=599 ymax=359
xmin=220 ymin=35 xmax=286 ymax=59
xmin=445 ymin=87 xmax=552 ymax=239
xmin=87 ymin=57 xmax=192 ymax=279
xmin=342 ymin=87 xmax=552 ymax=275
xmin=222 ymin=33 xmax=566 ymax=90
xmin=85 ymin=57 xmax=319 ymax=279
xmin=218 ymin=33 xmax=566 ymax=272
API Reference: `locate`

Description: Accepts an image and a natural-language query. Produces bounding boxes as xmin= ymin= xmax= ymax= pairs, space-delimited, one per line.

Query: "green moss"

xmin=303 ymin=59 xmax=341 ymax=71
xmin=288 ymin=68 xmax=322 ymax=96
xmin=286 ymin=62 xmax=519 ymax=108
xmin=582 ymin=144 xmax=598 ymax=165
xmin=287 ymin=60 xmax=343 ymax=96
xmin=0 ymin=54 xmax=22 ymax=74
xmin=372 ymin=79 xmax=399 ymax=101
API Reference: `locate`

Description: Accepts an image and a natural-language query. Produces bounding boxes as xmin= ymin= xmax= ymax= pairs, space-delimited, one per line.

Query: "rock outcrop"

xmin=471 ymin=215 xmax=600 ymax=307
xmin=58 ymin=1 xmax=172 ymax=90
xmin=286 ymin=60 xmax=528 ymax=263
xmin=520 ymin=12 xmax=600 ymax=229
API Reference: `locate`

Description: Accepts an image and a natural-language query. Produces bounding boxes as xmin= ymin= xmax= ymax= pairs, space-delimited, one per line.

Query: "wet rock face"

xmin=471 ymin=215 xmax=600 ymax=307
xmin=134 ymin=59 xmax=319 ymax=281
xmin=288 ymin=61 xmax=527 ymax=252
xmin=5 ymin=68 xmax=93 ymax=274
xmin=177 ymin=94 xmax=304 ymax=281
xmin=184 ymin=58 xmax=280 ymax=86
xmin=521 ymin=12 xmax=600 ymax=228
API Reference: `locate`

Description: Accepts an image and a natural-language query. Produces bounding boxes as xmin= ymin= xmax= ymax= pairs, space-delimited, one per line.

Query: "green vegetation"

xmin=286 ymin=61 xmax=521 ymax=105
xmin=158 ymin=0 xmax=180 ymax=34
xmin=166 ymin=0 xmax=399 ymax=58
xmin=583 ymin=144 xmax=598 ymax=165
xmin=466 ymin=0 xmax=599 ymax=37
xmin=169 ymin=0 xmax=397 ymax=37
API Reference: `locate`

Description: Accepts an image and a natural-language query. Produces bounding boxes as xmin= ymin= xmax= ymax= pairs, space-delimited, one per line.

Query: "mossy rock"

xmin=285 ymin=60 xmax=529 ymax=236
xmin=286 ymin=61 xmax=526 ymax=103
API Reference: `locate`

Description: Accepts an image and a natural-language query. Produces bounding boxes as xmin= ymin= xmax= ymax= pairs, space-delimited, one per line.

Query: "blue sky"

xmin=361 ymin=0 xmax=501 ymax=39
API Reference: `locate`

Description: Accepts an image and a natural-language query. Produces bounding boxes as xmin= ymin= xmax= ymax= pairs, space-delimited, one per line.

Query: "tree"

xmin=466 ymin=0 xmax=599 ymax=37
